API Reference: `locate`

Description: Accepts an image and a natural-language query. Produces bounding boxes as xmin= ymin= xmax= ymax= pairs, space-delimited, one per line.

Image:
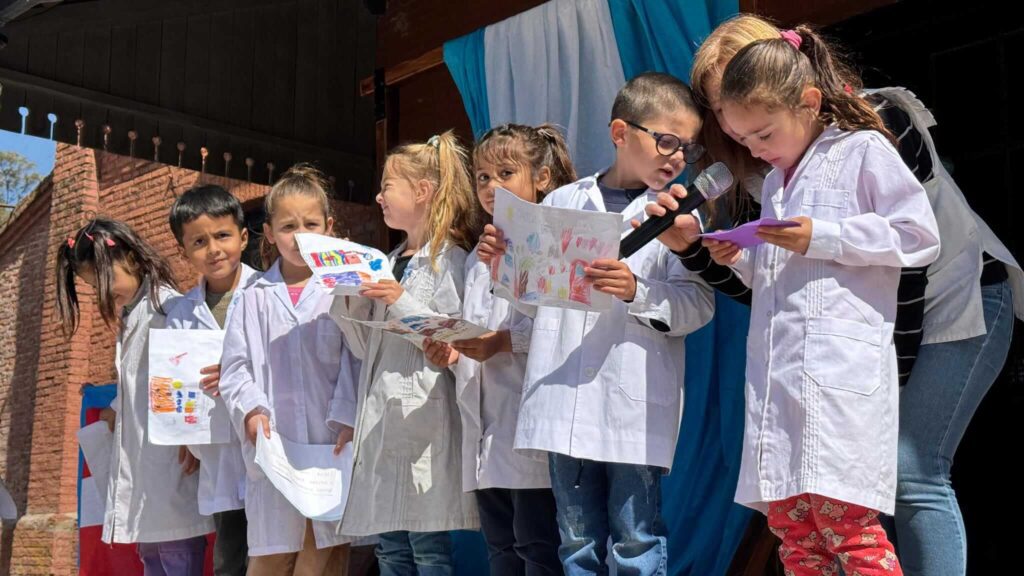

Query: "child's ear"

xmin=416 ymin=179 xmax=434 ymax=204
xmin=609 ymin=118 xmax=630 ymax=147
xmin=533 ymin=166 xmax=552 ymax=197
xmin=325 ymin=216 xmax=335 ymax=235
xmin=262 ymin=222 xmax=275 ymax=245
xmin=802 ymin=86 xmax=823 ymax=115
xmin=239 ymin=227 xmax=249 ymax=249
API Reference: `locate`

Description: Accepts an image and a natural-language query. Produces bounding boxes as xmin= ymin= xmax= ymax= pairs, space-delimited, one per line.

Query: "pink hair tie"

xmin=67 ymin=238 xmax=75 ymax=249
xmin=780 ymin=29 xmax=802 ymax=50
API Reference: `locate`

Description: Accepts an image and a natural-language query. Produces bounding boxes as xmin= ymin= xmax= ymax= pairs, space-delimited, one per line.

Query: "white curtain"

xmin=484 ymin=0 xmax=626 ymax=178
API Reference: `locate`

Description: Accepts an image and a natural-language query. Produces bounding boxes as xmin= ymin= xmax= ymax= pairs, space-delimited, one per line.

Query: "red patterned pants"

xmin=766 ymin=494 xmax=902 ymax=576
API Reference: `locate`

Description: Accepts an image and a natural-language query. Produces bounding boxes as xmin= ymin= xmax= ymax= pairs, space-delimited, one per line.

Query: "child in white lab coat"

xmin=444 ymin=123 xmax=577 ymax=575
xmin=329 ymin=130 xmax=480 ymax=576
xmin=707 ymin=26 xmax=941 ymax=575
xmin=165 ymin=184 xmax=259 ymax=576
xmin=219 ymin=165 xmax=359 ymax=576
xmin=478 ymin=73 xmax=716 ymax=575
xmin=56 ymin=217 xmax=213 ymax=575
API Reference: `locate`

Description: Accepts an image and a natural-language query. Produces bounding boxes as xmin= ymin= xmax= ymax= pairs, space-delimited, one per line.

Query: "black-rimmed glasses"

xmin=622 ymin=120 xmax=706 ymax=165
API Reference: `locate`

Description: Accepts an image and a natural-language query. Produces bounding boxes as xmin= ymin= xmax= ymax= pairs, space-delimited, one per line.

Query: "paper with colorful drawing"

xmin=346 ymin=313 xmax=490 ymax=345
xmin=147 ymin=329 xmax=232 ymax=446
xmin=255 ymin=432 xmax=351 ymax=521
xmin=296 ymin=233 xmax=394 ymax=295
xmin=492 ymin=188 xmax=622 ymax=312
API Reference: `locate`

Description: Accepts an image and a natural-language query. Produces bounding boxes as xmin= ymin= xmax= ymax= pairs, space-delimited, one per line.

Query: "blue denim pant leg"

xmin=890 ymin=281 xmax=1014 ymax=576
xmin=376 ymin=530 xmax=453 ymax=576
xmin=606 ymin=461 xmax=667 ymax=576
xmin=549 ymin=454 xmax=668 ymax=576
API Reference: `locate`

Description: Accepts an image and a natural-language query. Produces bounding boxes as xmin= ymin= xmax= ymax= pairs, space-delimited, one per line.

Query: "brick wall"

xmin=0 ymin=144 xmax=384 ymax=575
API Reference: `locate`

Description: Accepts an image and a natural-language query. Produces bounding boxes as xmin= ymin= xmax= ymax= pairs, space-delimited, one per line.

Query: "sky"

xmin=0 ymin=128 xmax=57 ymax=176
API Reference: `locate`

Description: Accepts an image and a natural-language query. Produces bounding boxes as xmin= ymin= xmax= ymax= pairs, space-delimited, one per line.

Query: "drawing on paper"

xmin=492 ymin=188 xmax=622 ymax=311
xmin=147 ymin=329 xmax=232 ymax=446
xmin=296 ymin=234 xmax=394 ymax=296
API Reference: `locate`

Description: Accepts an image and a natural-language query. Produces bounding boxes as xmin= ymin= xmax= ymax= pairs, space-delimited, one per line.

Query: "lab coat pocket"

xmin=617 ymin=322 xmax=677 ymax=404
xmin=803 ymin=317 xmax=882 ymax=396
xmin=801 ymin=188 xmax=849 ymax=220
xmin=383 ymin=396 xmax=450 ymax=458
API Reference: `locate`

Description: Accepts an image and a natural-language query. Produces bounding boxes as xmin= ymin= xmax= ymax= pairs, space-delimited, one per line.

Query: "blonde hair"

xmin=261 ymin=163 xmax=332 ymax=268
xmin=473 ymin=123 xmax=578 ymax=203
xmin=691 ymin=15 xmax=781 ymax=227
xmin=384 ymin=130 xmax=481 ymax=269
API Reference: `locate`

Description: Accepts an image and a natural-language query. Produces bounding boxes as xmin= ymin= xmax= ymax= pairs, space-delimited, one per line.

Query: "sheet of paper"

xmin=700 ymin=218 xmax=799 ymax=248
xmin=255 ymin=432 xmax=351 ymax=521
xmin=347 ymin=313 xmax=490 ymax=345
xmin=296 ymin=233 xmax=395 ymax=296
xmin=147 ymin=329 xmax=231 ymax=446
xmin=493 ymin=188 xmax=622 ymax=311
xmin=77 ymin=421 xmax=114 ymax=498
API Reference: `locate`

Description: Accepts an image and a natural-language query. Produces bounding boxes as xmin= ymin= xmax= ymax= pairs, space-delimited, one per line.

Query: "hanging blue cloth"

xmin=443 ymin=28 xmax=492 ymax=138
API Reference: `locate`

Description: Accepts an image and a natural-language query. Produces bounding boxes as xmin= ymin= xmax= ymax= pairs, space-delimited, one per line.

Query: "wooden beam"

xmin=359 ymin=46 xmax=444 ymax=97
xmin=0 ymin=64 xmax=370 ymax=171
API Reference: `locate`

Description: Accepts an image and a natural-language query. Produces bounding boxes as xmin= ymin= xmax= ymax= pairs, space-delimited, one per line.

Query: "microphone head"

xmin=692 ymin=162 xmax=734 ymax=201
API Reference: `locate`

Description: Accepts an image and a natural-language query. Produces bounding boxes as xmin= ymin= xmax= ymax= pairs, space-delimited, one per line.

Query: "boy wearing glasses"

xmin=480 ymin=72 xmax=715 ymax=575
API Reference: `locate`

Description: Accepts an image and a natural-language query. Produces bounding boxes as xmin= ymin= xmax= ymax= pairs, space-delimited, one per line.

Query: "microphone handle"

xmin=619 ymin=191 xmax=707 ymax=258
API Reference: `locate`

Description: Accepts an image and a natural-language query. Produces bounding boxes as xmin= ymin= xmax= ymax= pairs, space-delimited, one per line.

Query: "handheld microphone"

xmin=619 ymin=162 xmax=734 ymax=258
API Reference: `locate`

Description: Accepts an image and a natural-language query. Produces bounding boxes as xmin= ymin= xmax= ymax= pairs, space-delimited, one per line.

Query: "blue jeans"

xmin=475 ymin=488 xmax=562 ymax=575
xmin=137 ymin=535 xmax=207 ymax=576
xmin=889 ymin=281 xmax=1014 ymax=576
xmin=376 ymin=530 xmax=453 ymax=576
xmin=548 ymin=453 xmax=667 ymax=576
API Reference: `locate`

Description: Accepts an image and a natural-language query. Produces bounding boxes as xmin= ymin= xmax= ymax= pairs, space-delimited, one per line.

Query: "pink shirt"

xmin=287 ymin=286 xmax=303 ymax=305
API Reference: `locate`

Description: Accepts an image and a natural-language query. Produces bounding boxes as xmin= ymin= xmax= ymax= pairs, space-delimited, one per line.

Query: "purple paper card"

xmin=700 ymin=218 xmax=799 ymax=248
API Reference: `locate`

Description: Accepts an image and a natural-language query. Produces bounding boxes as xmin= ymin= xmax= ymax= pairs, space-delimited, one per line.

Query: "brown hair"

xmin=261 ymin=163 xmax=332 ymax=268
xmin=473 ymin=123 xmax=578 ymax=202
xmin=384 ymin=130 xmax=481 ymax=269
xmin=56 ymin=217 xmax=177 ymax=335
xmin=693 ymin=16 xmax=894 ymax=228
xmin=720 ymin=25 xmax=894 ymax=142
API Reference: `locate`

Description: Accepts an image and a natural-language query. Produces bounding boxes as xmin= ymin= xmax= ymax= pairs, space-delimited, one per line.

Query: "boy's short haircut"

xmin=169 ymin=185 xmax=245 ymax=245
xmin=610 ymin=72 xmax=700 ymax=124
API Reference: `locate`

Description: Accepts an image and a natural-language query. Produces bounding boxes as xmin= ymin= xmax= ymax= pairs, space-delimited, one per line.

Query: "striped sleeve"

xmin=873 ymin=93 xmax=932 ymax=385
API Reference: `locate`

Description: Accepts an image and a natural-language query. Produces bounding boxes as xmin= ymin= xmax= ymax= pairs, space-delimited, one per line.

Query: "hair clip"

xmin=67 ymin=238 xmax=75 ymax=249
xmin=779 ymin=29 xmax=802 ymax=51
xmin=843 ymin=84 xmax=854 ymax=94
xmin=427 ymin=135 xmax=440 ymax=148
xmin=105 ymin=237 xmax=115 ymax=247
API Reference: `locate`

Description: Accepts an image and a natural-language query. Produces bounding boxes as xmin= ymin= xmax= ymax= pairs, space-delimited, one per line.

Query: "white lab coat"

xmin=219 ymin=260 xmax=359 ymax=555
xmin=512 ymin=175 xmax=716 ymax=470
xmin=731 ymin=127 xmax=940 ymax=515
xmin=164 ymin=264 xmax=259 ymax=516
xmin=454 ymin=247 xmax=549 ymax=492
xmin=103 ymin=281 xmax=214 ymax=544
xmin=330 ymin=241 xmax=480 ymax=535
